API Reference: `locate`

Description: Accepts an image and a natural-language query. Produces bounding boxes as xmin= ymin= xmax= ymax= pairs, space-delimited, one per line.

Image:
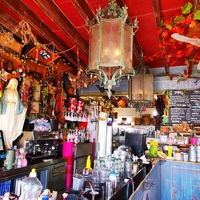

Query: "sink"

xmin=82 ymin=187 xmax=102 ymax=200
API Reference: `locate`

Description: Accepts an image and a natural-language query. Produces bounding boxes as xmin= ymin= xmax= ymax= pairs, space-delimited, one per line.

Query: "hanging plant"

xmin=157 ymin=2 xmax=200 ymax=66
xmin=135 ymin=102 xmax=147 ymax=118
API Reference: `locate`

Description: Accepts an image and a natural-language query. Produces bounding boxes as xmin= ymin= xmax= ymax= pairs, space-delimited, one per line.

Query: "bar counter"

xmin=129 ymin=159 xmax=200 ymax=200
xmin=0 ymin=158 xmax=67 ymax=200
xmin=63 ymin=167 xmax=146 ymax=200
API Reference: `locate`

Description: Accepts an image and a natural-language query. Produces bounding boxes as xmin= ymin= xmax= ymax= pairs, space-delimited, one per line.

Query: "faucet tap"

xmin=82 ymin=179 xmax=95 ymax=200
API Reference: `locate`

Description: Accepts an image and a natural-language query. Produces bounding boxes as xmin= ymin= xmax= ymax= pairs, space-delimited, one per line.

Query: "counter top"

xmin=63 ymin=168 xmax=146 ymax=200
xmin=0 ymin=157 xmax=67 ymax=177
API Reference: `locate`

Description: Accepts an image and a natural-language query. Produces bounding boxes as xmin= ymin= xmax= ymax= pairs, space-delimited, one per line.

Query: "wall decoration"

xmin=33 ymin=84 xmax=41 ymax=102
xmin=30 ymin=101 xmax=40 ymax=114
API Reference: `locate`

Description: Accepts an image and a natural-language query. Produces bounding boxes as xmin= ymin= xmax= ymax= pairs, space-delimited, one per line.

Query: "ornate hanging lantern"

xmin=86 ymin=0 xmax=139 ymax=98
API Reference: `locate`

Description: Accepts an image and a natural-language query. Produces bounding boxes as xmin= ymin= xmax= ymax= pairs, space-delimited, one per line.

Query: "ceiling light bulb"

xmin=114 ymin=49 xmax=120 ymax=56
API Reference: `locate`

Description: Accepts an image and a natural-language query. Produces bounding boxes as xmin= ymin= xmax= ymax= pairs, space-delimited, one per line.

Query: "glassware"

xmin=92 ymin=168 xmax=99 ymax=187
xmin=125 ymin=159 xmax=132 ymax=177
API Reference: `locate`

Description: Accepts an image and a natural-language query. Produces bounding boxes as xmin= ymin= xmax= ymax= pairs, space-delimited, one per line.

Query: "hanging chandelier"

xmin=128 ymin=60 xmax=154 ymax=103
xmin=86 ymin=0 xmax=139 ymax=98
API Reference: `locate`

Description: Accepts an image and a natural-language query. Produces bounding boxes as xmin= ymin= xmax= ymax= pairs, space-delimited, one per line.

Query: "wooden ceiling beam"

xmin=70 ymin=0 xmax=95 ymax=22
xmin=0 ymin=9 xmax=20 ymax=34
xmin=193 ymin=0 xmax=200 ymax=9
xmin=1 ymin=0 xmax=87 ymax=75
xmin=152 ymin=0 xmax=170 ymax=75
xmin=34 ymin=0 xmax=89 ymax=56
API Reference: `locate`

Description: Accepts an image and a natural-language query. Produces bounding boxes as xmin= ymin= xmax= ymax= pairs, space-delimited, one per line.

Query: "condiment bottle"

xmin=109 ymin=171 xmax=117 ymax=189
xmin=168 ymin=145 xmax=172 ymax=157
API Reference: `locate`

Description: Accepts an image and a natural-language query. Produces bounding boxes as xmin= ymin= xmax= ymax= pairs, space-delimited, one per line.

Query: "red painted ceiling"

xmin=0 ymin=0 xmax=199 ymax=75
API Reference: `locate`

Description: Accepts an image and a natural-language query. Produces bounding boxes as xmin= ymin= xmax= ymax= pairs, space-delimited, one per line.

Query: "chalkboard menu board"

xmin=168 ymin=90 xmax=200 ymax=124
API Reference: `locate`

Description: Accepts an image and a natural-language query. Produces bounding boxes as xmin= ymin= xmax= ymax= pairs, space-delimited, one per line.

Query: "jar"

xmin=174 ymin=149 xmax=181 ymax=161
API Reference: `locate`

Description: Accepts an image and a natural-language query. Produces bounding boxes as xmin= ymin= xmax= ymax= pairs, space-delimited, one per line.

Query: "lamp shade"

xmin=88 ymin=18 xmax=133 ymax=76
xmin=129 ymin=68 xmax=154 ymax=102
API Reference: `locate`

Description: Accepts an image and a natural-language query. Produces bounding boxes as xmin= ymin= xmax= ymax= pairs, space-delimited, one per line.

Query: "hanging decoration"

xmin=145 ymin=2 xmax=200 ymax=67
xmin=67 ymin=48 xmax=97 ymax=90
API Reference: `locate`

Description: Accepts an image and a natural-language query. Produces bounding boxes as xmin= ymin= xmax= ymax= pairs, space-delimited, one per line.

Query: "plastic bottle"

xmin=19 ymin=168 xmax=43 ymax=200
xmin=40 ymin=189 xmax=50 ymax=200
xmin=5 ymin=148 xmax=15 ymax=170
xmin=109 ymin=171 xmax=117 ymax=189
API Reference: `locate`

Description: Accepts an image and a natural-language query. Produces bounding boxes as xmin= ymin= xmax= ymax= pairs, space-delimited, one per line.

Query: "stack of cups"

xmin=189 ymin=145 xmax=196 ymax=162
xmin=196 ymin=145 xmax=200 ymax=162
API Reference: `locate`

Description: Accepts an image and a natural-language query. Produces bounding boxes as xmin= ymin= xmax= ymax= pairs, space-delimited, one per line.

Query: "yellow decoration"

xmin=85 ymin=155 xmax=92 ymax=171
xmin=150 ymin=140 xmax=158 ymax=147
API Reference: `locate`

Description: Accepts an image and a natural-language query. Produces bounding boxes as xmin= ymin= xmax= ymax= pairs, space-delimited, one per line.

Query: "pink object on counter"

xmin=62 ymin=142 xmax=74 ymax=188
xmin=190 ymin=137 xmax=198 ymax=145
xmin=62 ymin=142 xmax=74 ymax=157
xmin=66 ymin=173 xmax=72 ymax=188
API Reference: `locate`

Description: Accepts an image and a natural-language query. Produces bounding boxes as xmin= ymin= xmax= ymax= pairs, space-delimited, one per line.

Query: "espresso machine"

xmin=18 ymin=131 xmax=61 ymax=164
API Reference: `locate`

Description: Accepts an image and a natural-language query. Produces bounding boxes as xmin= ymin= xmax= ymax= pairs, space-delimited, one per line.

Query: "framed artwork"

xmin=33 ymin=84 xmax=41 ymax=102
xmin=30 ymin=101 xmax=40 ymax=114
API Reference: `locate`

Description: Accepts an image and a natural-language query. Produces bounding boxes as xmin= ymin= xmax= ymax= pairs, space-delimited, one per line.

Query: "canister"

xmin=174 ymin=149 xmax=181 ymax=161
xmin=5 ymin=149 xmax=15 ymax=170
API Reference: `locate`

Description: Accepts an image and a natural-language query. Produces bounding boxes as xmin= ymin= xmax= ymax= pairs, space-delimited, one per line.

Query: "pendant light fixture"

xmin=129 ymin=60 xmax=154 ymax=102
xmin=86 ymin=0 xmax=139 ymax=98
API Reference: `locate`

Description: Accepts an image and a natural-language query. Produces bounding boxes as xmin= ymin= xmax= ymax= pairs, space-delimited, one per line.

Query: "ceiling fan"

xmin=171 ymin=33 xmax=200 ymax=69
xmin=171 ymin=33 xmax=200 ymax=47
